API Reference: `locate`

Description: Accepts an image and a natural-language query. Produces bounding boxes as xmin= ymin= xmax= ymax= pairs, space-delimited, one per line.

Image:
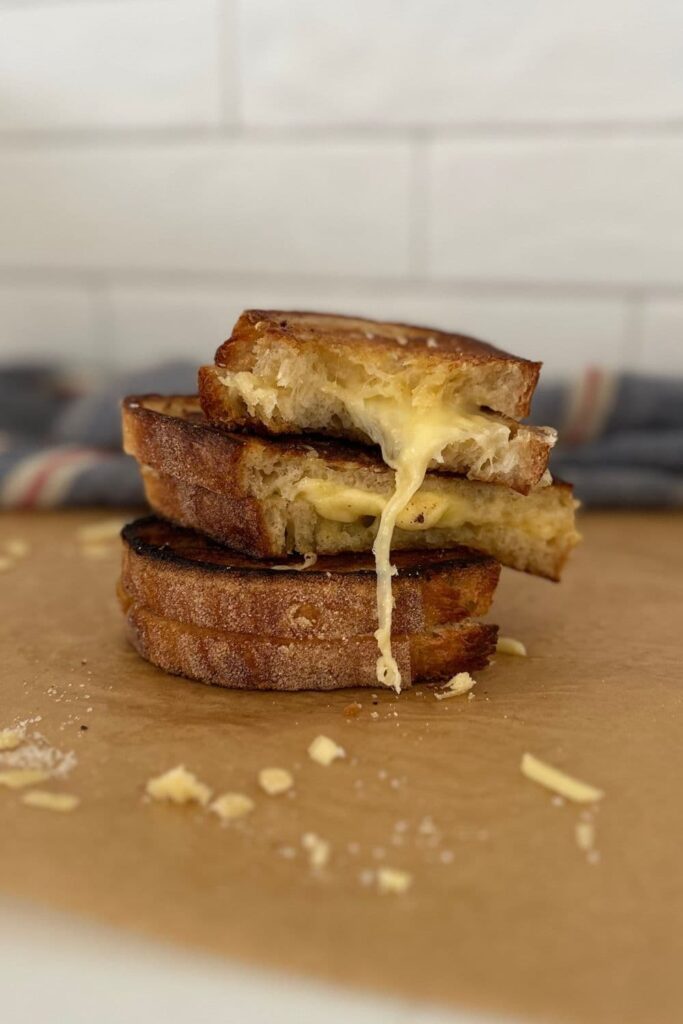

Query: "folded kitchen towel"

xmin=0 ymin=364 xmax=681 ymax=509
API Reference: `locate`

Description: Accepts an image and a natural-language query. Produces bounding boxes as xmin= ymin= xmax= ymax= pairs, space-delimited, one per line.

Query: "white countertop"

xmin=0 ymin=897 xmax=513 ymax=1024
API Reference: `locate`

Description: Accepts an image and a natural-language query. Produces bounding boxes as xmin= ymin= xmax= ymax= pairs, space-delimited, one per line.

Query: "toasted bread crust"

xmin=120 ymin=591 xmax=498 ymax=691
xmin=198 ymin=365 xmax=555 ymax=494
xmin=121 ymin=517 xmax=500 ymax=638
xmin=213 ymin=309 xmax=541 ymax=419
xmin=123 ymin=396 xmax=579 ymax=581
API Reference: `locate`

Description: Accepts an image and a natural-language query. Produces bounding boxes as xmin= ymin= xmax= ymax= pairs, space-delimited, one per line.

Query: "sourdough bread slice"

xmin=121 ymin=516 xmax=500 ymax=639
xmin=119 ymin=589 xmax=498 ymax=692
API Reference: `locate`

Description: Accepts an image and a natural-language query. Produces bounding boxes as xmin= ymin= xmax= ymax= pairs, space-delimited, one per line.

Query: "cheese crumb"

xmin=145 ymin=765 xmax=211 ymax=806
xmin=308 ymin=735 xmax=346 ymax=766
xmin=302 ymin=832 xmax=330 ymax=869
xmin=434 ymin=672 xmax=476 ymax=700
xmin=575 ymin=820 xmax=596 ymax=852
xmin=22 ymin=791 xmax=80 ymax=812
xmin=210 ymin=792 xmax=254 ymax=821
xmin=271 ymin=553 xmax=317 ymax=572
xmin=77 ymin=519 xmax=127 ymax=544
xmin=0 ymin=726 xmax=25 ymax=752
xmin=258 ymin=767 xmax=293 ymax=796
xmin=377 ymin=867 xmax=413 ymax=894
xmin=497 ymin=636 xmax=527 ymax=657
xmin=521 ymin=753 xmax=604 ymax=804
xmin=0 ymin=769 xmax=50 ymax=789
xmin=5 ymin=539 xmax=29 ymax=559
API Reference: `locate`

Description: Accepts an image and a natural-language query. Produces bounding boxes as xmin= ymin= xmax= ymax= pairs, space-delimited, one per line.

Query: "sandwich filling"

xmin=219 ymin=358 xmax=511 ymax=692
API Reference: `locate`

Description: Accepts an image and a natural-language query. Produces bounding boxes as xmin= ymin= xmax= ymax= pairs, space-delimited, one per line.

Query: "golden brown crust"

xmin=121 ymin=516 xmax=500 ymax=638
xmin=120 ymin=592 xmax=498 ymax=692
xmin=214 ymin=310 xmax=541 ymax=419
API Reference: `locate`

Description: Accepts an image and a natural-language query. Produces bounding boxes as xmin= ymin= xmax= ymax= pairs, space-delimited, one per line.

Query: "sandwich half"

xmin=199 ymin=310 xmax=557 ymax=495
xmin=119 ymin=516 xmax=499 ymax=691
xmin=122 ymin=396 xmax=579 ymax=583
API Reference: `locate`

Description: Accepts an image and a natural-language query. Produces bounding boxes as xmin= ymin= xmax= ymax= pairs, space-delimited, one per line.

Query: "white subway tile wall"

xmin=0 ymin=0 xmax=681 ymax=374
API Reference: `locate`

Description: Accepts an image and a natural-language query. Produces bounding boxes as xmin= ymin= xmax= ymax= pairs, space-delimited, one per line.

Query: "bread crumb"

xmin=343 ymin=702 xmax=362 ymax=718
xmin=258 ymin=767 xmax=293 ymax=795
xmin=22 ymin=790 xmax=79 ymax=812
xmin=426 ymin=337 xmax=439 ymax=349
xmin=302 ymin=832 xmax=330 ymax=869
xmin=521 ymin=753 xmax=604 ymax=804
xmin=0 ymin=726 xmax=25 ymax=751
xmin=575 ymin=820 xmax=596 ymax=852
xmin=370 ymin=711 xmax=379 ymax=720
xmin=308 ymin=734 xmax=346 ymax=766
xmin=145 ymin=765 xmax=211 ymax=806
xmin=210 ymin=792 xmax=254 ymax=821
xmin=0 ymin=769 xmax=50 ymax=789
xmin=497 ymin=636 xmax=527 ymax=657
xmin=434 ymin=672 xmax=476 ymax=700
xmin=377 ymin=867 xmax=413 ymax=894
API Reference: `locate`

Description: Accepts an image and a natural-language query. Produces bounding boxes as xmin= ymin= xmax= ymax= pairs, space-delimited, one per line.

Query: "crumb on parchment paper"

xmin=145 ymin=765 xmax=212 ymax=807
xmin=210 ymin=792 xmax=254 ymax=821
xmin=258 ymin=767 xmax=293 ymax=796
xmin=308 ymin=735 xmax=346 ymax=766
xmin=22 ymin=791 xmax=80 ymax=812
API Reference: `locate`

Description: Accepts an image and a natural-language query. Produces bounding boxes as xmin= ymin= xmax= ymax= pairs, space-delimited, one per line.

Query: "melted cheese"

xmin=295 ymin=477 xmax=558 ymax=538
xmin=521 ymin=753 xmax=604 ymax=804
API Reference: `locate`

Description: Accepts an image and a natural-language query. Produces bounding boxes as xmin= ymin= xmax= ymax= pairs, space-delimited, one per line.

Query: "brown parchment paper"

xmin=1 ymin=509 xmax=682 ymax=1024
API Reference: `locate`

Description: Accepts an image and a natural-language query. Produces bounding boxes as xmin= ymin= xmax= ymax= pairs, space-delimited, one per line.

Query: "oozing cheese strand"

xmin=373 ymin=450 xmax=434 ymax=691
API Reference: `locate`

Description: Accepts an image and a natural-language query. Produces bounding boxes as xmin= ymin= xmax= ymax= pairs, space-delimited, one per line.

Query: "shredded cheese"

xmin=497 ymin=636 xmax=527 ymax=657
xmin=302 ymin=832 xmax=331 ymax=869
xmin=5 ymin=539 xmax=29 ymax=559
xmin=0 ymin=726 xmax=25 ymax=752
xmin=575 ymin=820 xmax=596 ymax=852
xmin=377 ymin=867 xmax=413 ymax=894
xmin=307 ymin=735 xmax=346 ymax=766
xmin=145 ymin=765 xmax=211 ymax=806
xmin=434 ymin=672 xmax=476 ymax=700
xmin=271 ymin=553 xmax=317 ymax=571
xmin=210 ymin=792 xmax=254 ymax=821
xmin=0 ymin=769 xmax=50 ymax=789
xmin=77 ymin=518 xmax=128 ymax=544
xmin=22 ymin=791 xmax=80 ymax=812
xmin=521 ymin=753 xmax=604 ymax=804
xmin=258 ymin=767 xmax=293 ymax=796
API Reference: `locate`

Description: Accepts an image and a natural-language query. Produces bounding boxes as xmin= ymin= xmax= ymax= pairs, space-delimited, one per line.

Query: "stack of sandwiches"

xmin=120 ymin=311 xmax=579 ymax=693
